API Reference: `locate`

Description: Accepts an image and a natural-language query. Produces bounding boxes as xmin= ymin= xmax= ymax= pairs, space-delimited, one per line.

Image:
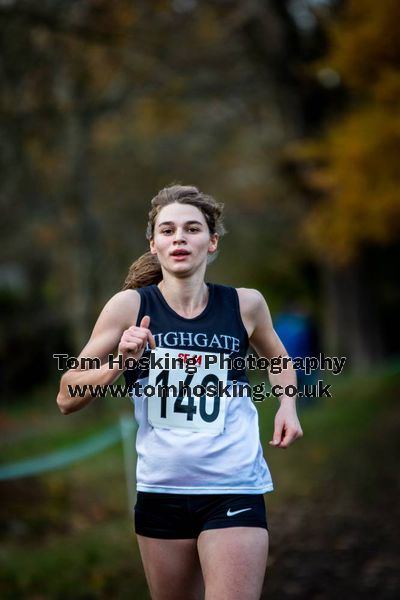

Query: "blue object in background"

xmin=274 ymin=304 xmax=320 ymax=406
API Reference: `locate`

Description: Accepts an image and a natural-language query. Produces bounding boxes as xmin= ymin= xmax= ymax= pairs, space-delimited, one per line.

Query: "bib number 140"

xmin=156 ymin=370 xmax=220 ymax=422
xmin=147 ymin=348 xmax=228 ymax=434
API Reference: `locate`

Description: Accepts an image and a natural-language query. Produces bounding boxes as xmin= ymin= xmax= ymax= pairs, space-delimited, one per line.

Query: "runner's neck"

xmin=158 ymin=280 xmax=209 ymax=319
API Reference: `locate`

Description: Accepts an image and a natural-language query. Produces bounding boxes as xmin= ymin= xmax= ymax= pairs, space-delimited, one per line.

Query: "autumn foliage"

xmin=294 ymin=0 xmax=400 ymax=264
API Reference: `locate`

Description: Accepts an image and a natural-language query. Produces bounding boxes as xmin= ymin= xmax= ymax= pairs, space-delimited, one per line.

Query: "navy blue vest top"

xmin=123 ymin=283 xmax=250 ymax=386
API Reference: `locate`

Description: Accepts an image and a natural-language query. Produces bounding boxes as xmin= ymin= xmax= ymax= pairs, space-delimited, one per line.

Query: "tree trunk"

xmin=321 ymin=255 xmax=384 ymax=369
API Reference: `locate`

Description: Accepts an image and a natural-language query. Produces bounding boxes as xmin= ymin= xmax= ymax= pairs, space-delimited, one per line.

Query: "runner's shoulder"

xmin=100 ymin=289 xmax=141 ymax=329
xmin=236 ymin=288 xmax=268 ymax=335
xmin=236 ymin=287 xmax=266 ymax=313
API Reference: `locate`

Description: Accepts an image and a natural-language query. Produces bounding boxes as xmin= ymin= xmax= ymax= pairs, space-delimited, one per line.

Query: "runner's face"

xmin=150 ymin=203 xmax=218 ymax=276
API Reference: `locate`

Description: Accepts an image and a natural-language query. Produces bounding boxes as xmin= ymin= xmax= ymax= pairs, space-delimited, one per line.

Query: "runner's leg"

xmin=137 ymin=535 xmax=204 ymax=600
xmin=197 ymin=527 xmax=268 ymax=600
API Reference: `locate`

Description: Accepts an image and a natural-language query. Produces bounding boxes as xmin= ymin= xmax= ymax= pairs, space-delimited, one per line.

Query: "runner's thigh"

xmin=136 ymin=535 xmax=204 ymax=600
xmin=197 ymin=527 xmax=268 ymax=600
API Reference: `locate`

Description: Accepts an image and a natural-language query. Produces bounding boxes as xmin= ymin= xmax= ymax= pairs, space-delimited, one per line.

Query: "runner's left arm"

xmin=237 ymin=288 xmax=303 ymax=449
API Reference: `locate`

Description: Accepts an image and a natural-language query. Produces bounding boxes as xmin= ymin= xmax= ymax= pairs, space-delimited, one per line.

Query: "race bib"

xmin=147 ymin=347 xmax=228 ymax=434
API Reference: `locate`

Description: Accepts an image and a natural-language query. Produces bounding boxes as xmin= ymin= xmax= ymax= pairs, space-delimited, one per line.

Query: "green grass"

xmin=0 ymin=384 xmax=131 ymax=464
xmin=0 ymin=383 xmax=146 ymax=598
xmin=257 ymin=367 xmax=399 ymax=505
xmin=0 ymin=518 xmax=148 ymax=600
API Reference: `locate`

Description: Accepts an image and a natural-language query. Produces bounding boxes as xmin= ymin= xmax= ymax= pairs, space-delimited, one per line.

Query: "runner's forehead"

xmin=155 ymin=203 xmax=207 ymax=227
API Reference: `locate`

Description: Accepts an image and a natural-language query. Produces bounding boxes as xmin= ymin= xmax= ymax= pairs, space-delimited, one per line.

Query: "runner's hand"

xmin=118 ymin=315 xmax=156 ymax=362
xmin=269 ymin=402 xmax=303 ymax=449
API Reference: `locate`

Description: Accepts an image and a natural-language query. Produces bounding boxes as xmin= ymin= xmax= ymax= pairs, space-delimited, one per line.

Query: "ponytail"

xmin=122 ymin=252 xmax=162 ymax=290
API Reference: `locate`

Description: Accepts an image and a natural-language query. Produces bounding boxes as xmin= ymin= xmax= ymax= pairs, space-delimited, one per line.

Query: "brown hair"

xmin=122 ymin=185 xmax=226 ymax=290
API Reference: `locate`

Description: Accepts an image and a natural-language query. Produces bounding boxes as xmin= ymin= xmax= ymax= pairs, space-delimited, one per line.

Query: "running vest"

xmin=124 ymin=283 xmax=274 ymax=494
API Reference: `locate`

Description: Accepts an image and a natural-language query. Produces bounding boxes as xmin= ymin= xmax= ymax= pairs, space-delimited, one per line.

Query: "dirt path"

xmin=262 ymin=400 xmax=400 ymax=599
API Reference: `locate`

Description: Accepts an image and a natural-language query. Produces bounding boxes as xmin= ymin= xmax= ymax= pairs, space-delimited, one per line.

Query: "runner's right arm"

xmin=56 ymin=290 xmax=155 ymax=415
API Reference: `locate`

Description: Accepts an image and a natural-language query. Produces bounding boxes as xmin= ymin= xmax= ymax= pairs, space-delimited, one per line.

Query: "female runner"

xmin=57 ymin=184 xmax=303 ymax=600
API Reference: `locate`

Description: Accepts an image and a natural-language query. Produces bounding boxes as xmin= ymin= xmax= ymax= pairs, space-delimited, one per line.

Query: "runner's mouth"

xmin=171 ymin=250 xmax=191 ymax=257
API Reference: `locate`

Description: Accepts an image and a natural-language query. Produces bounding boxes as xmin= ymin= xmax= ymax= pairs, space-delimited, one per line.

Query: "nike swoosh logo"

xmin=226 ymin=508 xmax=252 ymax=517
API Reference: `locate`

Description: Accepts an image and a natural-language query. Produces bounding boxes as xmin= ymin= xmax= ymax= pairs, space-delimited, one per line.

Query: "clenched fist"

xmin=118 ymin=315 xmax=156 ymax=363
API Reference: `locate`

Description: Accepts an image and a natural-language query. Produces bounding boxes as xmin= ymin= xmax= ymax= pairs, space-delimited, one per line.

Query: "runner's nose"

xmin=173 ymin=228 xmax=186 ymax=243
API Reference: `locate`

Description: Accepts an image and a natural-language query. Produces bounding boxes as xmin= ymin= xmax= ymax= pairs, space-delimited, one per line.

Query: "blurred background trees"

xmin=0 ymin=0 xmax=399 ymax=398
xmin=287 ymin=0 xmax=400 ymax=366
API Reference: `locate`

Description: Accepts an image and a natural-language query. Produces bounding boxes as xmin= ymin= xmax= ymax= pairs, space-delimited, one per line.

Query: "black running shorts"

xmin=134 ymin=491 xmax=268 ymax=539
